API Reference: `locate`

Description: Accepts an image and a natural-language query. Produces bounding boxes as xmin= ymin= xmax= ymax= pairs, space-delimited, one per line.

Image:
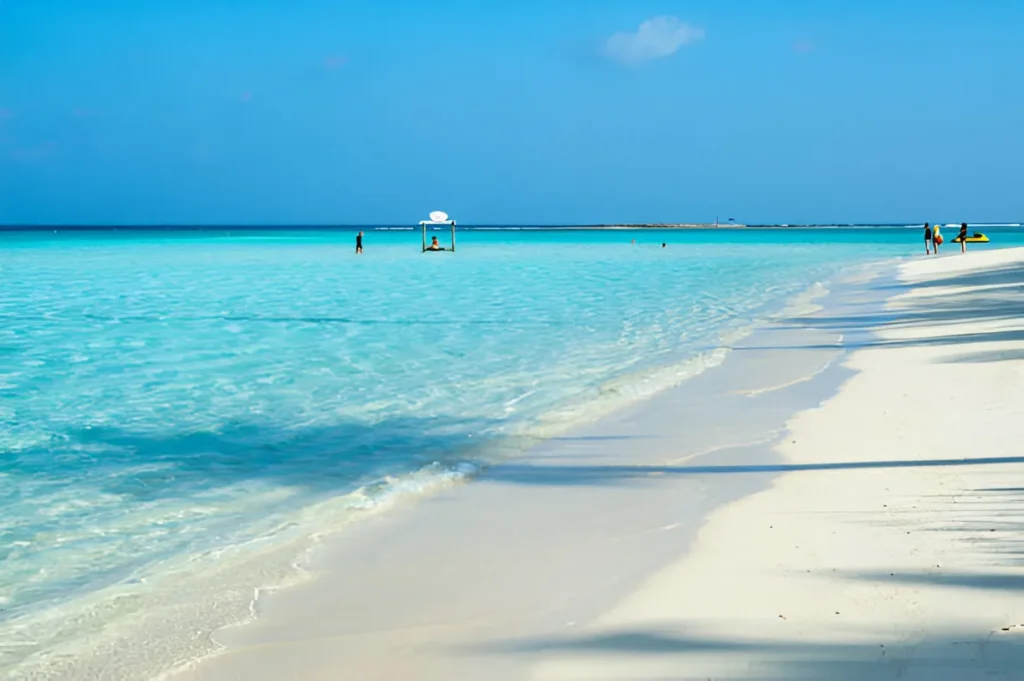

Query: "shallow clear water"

xmin=1 ymin=226 xmax=1020 ymax=676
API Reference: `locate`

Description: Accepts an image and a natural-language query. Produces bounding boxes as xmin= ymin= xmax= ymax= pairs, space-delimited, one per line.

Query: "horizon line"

xmin=3 ymin=222 xmax=1021 ymax=231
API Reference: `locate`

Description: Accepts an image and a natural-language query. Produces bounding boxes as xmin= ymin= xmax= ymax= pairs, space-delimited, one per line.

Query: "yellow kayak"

xmin=952 ymin=232 xmax=989 ymax=244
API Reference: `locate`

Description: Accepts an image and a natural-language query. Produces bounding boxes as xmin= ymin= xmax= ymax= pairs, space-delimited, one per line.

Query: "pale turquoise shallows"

xmin=0 ymin=226 xmax=1016 ymax=676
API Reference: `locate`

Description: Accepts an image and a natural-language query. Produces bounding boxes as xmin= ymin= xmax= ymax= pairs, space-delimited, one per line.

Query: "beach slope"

xmin=176 ymin=248 xmax=1024 ymax=681
xmin=525 ymin=247 xmax=1024 ymax=680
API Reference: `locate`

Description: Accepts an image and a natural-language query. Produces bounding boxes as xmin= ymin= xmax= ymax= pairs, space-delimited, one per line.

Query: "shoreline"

xmin=17 ymin=244 xmax=1021 ymax=679
xmin=170 ymin=262 xmax=892 ymax=680
xmin=518 ymin=247 xmax=1024 ymax=680
xmin=3 ymin=259 xmax=860 ymax=679
xmin=176 ymin=248 xmax=1024 ymax=680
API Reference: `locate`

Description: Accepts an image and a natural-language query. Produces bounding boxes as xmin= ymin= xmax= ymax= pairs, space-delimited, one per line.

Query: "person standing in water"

xmin=355 ymin=230 xmax=364 ymax=254
xmin=932 ymin=224 xmax=942 ymax=254
xmin=959 ymin=223 xmax=969 ymax=253
xmin=923 ymin=223 xmax=932 ymax=255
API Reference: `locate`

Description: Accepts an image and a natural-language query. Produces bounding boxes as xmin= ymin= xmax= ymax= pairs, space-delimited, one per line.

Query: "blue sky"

xmin=1 ymin=0 xmax=1022 ymax=225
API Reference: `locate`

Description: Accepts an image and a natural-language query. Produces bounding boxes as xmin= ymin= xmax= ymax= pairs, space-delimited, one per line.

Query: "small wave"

xmin=770 ymin=281 xmax=829 ymax=319
xmin=525 ymin=329 xmax=749 ymax=438
xmin=0 ymin=460 xmax=481 ymax=681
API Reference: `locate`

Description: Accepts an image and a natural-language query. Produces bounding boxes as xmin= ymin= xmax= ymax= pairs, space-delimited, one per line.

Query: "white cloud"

xmin=603 ymin=16 xmax=705 ymax=66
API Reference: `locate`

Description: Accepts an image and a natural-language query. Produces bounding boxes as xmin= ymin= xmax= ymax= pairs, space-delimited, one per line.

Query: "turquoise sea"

xmin=1 ymin=226 xmax=1022 ymax=677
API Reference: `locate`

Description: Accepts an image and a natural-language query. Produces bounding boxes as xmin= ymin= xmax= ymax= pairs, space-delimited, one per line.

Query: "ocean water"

xmin=1 ymin=226 xmax=1020 ymax=678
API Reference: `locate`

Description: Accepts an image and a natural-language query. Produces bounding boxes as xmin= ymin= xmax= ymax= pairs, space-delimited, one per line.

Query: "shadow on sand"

xmin=739 ymin=259 xmax=1024 ymax=363
xmin=469 ymin=625 xmax=1024 ymax=680
xmin=462 ymin=256 xmax=1024 ymax=679
xmin=481 ymin=455 xmax=1024 ymax=488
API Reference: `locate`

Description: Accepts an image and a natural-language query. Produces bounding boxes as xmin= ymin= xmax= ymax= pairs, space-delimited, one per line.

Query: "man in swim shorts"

xmin=959 ymin=223 xmax=968 ymax=253
xmin=923 ymin=223 xmax=932 ymax=255
xmin=355 ymin=231 xmax=364 ymax=254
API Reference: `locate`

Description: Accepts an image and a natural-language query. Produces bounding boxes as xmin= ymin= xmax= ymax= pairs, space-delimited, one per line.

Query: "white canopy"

xmin=420 ymin=211 xmax=457 ymax=251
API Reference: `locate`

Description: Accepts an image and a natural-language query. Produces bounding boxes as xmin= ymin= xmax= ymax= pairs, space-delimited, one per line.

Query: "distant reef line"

xmin=0 ymin=223 xmax=843 ymax=231
xmin=560 ymin=223 xmax=748 ymax=229
xmin=9 ymin=223 xmax=1014 ymax=232
xmin=0 ymin=224 xmax=755 ymax=231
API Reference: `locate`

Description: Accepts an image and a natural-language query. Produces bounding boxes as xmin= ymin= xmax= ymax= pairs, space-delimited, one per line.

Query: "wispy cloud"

xmin=73 ymin=107 xmax=99 ymax=118
xmin=603 ymin=16 xmax=705 ymax=66
xmin=240 ymin=91 xmax=253 ymax=103
xmin=793 ymin=40 xmax=815 ymax=54
xmin=323 ymin=56 xmax=348 ymax=70
xmin=0 ymin=108 xmax=13 ymax=120
xmin=8 ymin=141 xmax=57 ymax=163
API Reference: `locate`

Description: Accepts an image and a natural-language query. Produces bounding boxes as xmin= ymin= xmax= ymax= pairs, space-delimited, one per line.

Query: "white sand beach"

xmin=175 ymin=248 xmax=1024 ymax=681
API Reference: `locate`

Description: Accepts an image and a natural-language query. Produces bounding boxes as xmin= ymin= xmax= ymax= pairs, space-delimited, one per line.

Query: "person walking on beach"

xmin=959 ymin=223 xmax=969 ymax=253
xmin=923 ymin=223 xmax=932 ymax=255
xmin=355 ymin=231 xmax=364 ymax=254
xmin=932 ymin=224 xmax=942 ymax=254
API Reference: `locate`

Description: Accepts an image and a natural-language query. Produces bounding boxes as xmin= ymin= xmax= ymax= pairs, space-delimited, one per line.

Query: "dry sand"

xmin=528 ymin=248 xmax=1024 ymax=681
xmin=175 ymin=248 xmax=1024 ymax=681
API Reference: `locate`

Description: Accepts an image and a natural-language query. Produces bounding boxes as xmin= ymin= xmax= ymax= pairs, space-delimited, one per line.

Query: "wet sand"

xmin=175 ymin=249 xmax=1024 ymax=680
